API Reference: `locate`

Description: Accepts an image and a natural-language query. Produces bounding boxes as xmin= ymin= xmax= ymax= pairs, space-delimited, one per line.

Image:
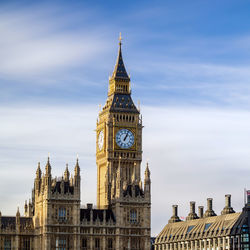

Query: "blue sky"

xmin=1 ymin=0 xmax=250 ymax=236
xmin=1 ymin=0 xmax=250 ymax=107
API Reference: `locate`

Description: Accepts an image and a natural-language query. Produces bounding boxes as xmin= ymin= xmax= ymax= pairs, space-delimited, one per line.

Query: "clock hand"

xmin=124 ymin=132 xmax=129 ymax=141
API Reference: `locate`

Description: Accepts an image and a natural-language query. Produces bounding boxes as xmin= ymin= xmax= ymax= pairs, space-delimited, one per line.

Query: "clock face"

xmin=98 ymin=130 xmax=104 ymax=150
xmin=116 ymin=129 xmax=134 ymax=149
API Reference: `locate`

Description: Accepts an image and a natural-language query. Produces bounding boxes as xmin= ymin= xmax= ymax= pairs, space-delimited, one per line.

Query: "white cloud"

xmin=142 ymin=106 xmax=250 ymax=235
xmin=0 ymin=104 xmax=250 ymax=236
xmin=0 ymin=4 xmax=112 ymax=80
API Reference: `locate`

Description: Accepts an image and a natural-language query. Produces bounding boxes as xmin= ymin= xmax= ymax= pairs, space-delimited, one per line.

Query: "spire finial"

xmin=16 ymin=206 xmax=20 ymax=217
xmin=119 ymin=32 xmax=122 ymax=45
xmin=145 ymin=162 xmax=150 ymax=180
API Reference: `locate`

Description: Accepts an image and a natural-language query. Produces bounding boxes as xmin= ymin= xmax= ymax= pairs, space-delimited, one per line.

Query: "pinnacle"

xmin=111 ymin=36 xmax=130 ymax=81
xmin=75 ymin=157 xmax=80 ymax=176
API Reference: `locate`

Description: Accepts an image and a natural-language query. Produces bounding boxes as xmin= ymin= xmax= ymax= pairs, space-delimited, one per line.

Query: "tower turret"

xmin=64 ymin=164 xmax=70 ymax=182
xmin=35 ymin=162 xmax=41 ymax=193
xmin=95 ymin=36 xmax=151 ymax=249
xmin=74 ymin=158 xmax=81 ymax=198
xmin=74 ymin=158 xmax=80 ymax=177
xmin=45 ymin=157 xmax=51 ymax=177
xmin=144 ymin=162 xmax=151 ymax=198
xmin=36 ymin=162 xmax=41 ymax=179
xmin=44 ymin=157 xmax=52 ymax=197
xmin=16 ymin=207 xmax=20 ymax=233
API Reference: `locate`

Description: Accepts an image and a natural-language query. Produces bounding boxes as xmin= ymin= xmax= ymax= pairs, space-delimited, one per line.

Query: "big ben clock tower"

xmin=96 ymin=35 xmax=151 ymax=249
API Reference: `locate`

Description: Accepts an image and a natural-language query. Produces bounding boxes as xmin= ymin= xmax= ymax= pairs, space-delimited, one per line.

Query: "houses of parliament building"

xmin=0 ymin=39 xmax=151 ymax=249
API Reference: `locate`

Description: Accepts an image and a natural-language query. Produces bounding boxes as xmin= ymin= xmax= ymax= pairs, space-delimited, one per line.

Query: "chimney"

xmin=208 ymin=198 xmax=212 ymax=210
xmin=221 ymin=194 xmax=235 ymax=215
xmin=198 ymin=206 xmax=204 ymax=218
xmin=173 ymin=205 xmax=178 ymax=217
xmin=24 ymin=200 xmax=28 ymax=215
xmin=186 ymin=201 xmax=198 ymax=221
xmin=87 ymin=203 xmax=93 ymax=210
xmin=226 ymin=194 xmax=231 ymax=207
xmin=204 ymin=198 xmax=216 ymax=217
xmin=190 ymin=202 xmax=195 ymax=213
xmin=168 ymin=205 xmax=181 ymax=223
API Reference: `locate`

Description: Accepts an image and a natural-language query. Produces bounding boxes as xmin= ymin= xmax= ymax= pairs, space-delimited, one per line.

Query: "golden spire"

xmin=45 ymin=156 xmax=51 ymax=176
xmin=75 ymin=157 xmax=80 ymax=176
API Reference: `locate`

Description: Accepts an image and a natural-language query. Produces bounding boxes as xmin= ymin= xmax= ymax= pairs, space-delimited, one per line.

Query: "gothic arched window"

xmin=130 ymin=209 xmax=137 ymax=223
xmin=58 ymin=207 xmax=66 ymax=221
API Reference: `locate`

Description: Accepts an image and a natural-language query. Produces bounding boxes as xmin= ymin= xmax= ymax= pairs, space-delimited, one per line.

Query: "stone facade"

xmin=0 ymin=38 xmax=151 ymax=250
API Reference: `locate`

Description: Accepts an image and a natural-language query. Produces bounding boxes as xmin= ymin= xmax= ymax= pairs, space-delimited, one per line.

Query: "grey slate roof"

xmin=111 ymin=43 xmax=130 ymax=81
xmin=110 ymin=93 xmax=139 ymax=114
xmin=80 ymin=208 xmax=116 ymax=223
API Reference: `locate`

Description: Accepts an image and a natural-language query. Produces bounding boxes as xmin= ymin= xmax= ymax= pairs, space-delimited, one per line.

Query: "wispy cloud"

xmin=142 ymin=106 xmax=250 ymax=235
xmin=0 ymin=104 xmax=250 ymax=235
xmin=0 ymin=3 xmax=112 ymax=81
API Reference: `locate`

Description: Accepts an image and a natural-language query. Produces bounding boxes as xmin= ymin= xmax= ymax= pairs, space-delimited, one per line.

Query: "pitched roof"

xmin=123 ymin=184 xmax=144 ymax=197
xmin=80 ymin=208 xmax=116 ymax=223
xmin=111 ymin=41 xmax=130 ymax=81
xmin=1 ymin=216 xmax=16 ymax=230
xmin=1 ymin=216 xmax=33 ymax=231
xmin=155 ymin=212 xmax=241 ymax=244
xmin=109 ymin=93 xmax=139 ymax=114
xmin=52 ymin=181 xmax=74 ymax=194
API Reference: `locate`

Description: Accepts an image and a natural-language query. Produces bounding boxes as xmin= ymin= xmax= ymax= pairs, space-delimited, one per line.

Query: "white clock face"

xmin=98 ymin=130 xmax=104 ymax=150
xmin=116 ymin=129 xmax=134 ymax=149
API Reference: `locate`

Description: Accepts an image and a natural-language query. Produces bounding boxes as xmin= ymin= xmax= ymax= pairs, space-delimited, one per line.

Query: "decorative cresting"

xmin=186 ymin=201 xmax=198 ymax=221
xmin=168 ymin=205 xmax=181 ymax=223
xmin=221 ymin=194 xmax=235 ymax=215
xmin=204 ymin=198 xmax=217 ymax=217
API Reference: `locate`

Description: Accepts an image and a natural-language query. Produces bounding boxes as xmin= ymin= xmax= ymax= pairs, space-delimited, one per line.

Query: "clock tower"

xmin=96 ymin=36 xmax=151 ymax=249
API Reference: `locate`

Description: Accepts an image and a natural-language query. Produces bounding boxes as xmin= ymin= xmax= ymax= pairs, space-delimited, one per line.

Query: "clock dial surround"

xmin=98 ymin=130 xmax=104 ymax=150
xmin=115 ymin=129 xmax=134 ymax=149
